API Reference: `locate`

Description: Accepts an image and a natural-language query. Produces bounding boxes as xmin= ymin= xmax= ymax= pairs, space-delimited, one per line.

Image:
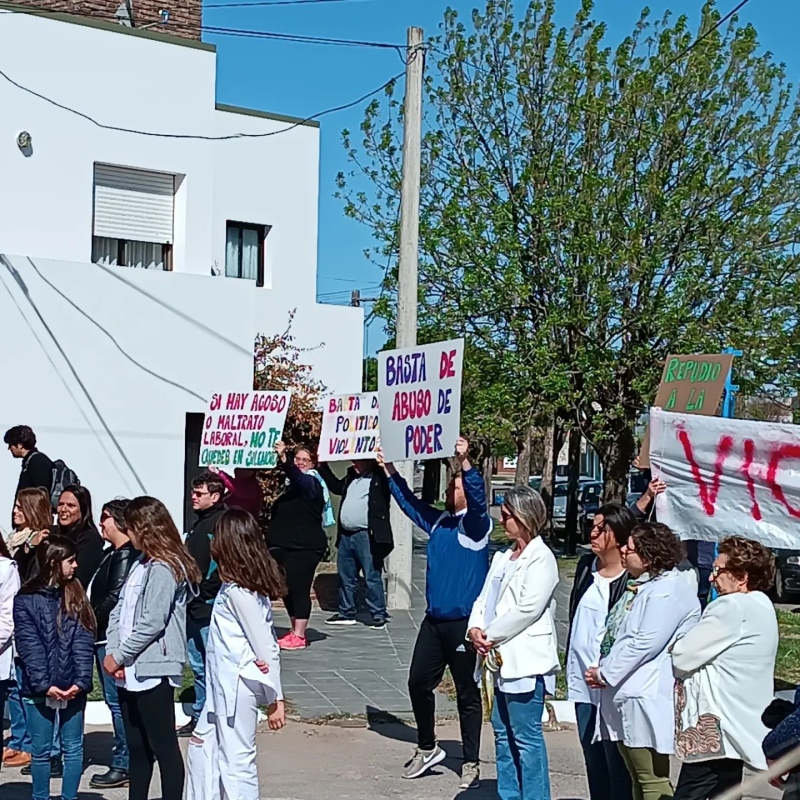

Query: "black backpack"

xmin=50 ymin=460 xmax=80 ymax=508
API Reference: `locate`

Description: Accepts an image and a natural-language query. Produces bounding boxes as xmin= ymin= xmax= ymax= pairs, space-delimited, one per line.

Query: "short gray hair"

xmin=503 ymin=486 xmax=547 ymax=537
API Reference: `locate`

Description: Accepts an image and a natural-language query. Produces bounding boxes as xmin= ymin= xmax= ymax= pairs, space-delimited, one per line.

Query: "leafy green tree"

xmin=337 ymin=0 xmax=800 ymax=499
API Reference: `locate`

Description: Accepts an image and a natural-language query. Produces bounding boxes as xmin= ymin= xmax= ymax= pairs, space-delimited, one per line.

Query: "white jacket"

xmin=0 ymin=557 xmax=21 ymax=682
xmin=596 ymin=568 xmax=701 ymax=753
xmin=672 ymin=591 xmax=778 ymax=770
xmin=467 ymin=537 xmax=560 ymax=681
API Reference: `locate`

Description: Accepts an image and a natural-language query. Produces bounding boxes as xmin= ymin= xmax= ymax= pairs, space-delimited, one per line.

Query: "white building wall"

xmin=0 ymin=11 xmax=364 ymax=526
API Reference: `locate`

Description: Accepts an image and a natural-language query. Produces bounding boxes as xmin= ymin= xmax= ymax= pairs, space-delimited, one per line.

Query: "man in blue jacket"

xmin=378 ymin=436 xmax=491 ymax=791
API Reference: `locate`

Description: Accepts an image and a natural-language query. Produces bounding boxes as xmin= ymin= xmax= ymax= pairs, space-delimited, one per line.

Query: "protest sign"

xmin=638 ymin=353 xmax=733 ymax=468
xmin=199 ymin=390 xmax=291 ymax=470
xmin=377 ymin=339 xmax=464 ymax=462
xmin=650 ymin=407 xmax=800 ymax=549
xmin=319 ymin=392 xmax=380 ymax=462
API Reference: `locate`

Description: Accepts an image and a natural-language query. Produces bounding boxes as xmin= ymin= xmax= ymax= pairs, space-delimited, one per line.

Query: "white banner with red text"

xmin=650 ymin=407 xmax=800 ymax=549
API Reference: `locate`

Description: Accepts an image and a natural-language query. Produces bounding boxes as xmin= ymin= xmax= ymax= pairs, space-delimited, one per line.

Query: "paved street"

xmin=276 ymin=532 xmax=573 ymax=720
xmin=0 ymin=718 xmax=782 ymax=800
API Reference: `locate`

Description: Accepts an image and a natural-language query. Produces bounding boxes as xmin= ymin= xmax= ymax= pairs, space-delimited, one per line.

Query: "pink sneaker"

xmin=278 ymin=632 xmax=308 ymax=650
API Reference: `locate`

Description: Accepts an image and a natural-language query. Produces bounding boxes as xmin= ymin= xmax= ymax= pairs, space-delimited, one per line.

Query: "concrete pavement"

xmin=0 ymin=718 xmax=782 ymax=799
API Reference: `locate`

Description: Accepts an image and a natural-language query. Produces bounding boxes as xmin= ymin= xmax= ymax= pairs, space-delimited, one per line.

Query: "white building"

xmin=0 ymin=8 xmax=364 ymax=528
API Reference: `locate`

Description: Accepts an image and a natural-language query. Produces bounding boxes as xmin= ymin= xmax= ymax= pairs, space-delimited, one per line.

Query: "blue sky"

xmin=205 ymin=0 xmax=800 ymax=351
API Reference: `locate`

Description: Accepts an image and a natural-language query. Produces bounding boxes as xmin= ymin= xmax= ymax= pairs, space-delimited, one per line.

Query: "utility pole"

xmin=386 ymin=26 xmax=424 ymax=611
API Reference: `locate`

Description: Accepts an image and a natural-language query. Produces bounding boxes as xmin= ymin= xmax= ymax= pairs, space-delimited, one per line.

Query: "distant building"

xmin=0 ymin=8 xmax=363 ymax=526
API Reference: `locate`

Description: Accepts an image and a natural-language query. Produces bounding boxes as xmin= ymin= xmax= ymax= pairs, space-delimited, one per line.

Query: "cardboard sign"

xmin=650 ymin=407 xmax=800 ymax=549
xmin=319 ymin=393 xmax=380 ymax=462
xmin=639 ymin=354 xmax=733 ymax=468
xmin=199 ymin=390 xmax=291 ymax=470
xmin=377 ymin=339 xmax=464 ymax=462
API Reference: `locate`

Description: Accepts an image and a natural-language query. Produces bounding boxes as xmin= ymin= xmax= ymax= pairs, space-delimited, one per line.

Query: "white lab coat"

xmin=186 ymin=583 xmax=282 ymax=800
xmin=672 ymin=591 xmax=778 ymax=770
xmin=468 ymin=537 xmax=560 ymax=683
xmin=0 ymin=557 xmax=20 ymax=682
xmin=596 ymin=568 xmax=701 ymax=754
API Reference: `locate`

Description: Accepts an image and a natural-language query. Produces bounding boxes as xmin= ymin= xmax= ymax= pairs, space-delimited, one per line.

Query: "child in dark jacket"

xmin=13 ymin=535 xmax=96 ymax=800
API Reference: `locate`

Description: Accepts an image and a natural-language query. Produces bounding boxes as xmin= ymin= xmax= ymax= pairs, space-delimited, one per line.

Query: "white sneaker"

xmin=402 ymin=746 xmax=446 ymax=779
xmin=459 ymin=761 xmax=480 ymax=789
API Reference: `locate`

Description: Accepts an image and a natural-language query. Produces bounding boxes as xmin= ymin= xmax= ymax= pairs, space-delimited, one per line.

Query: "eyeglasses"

xmin=191 ymin=489 xmax=210 ymax=498
xmin=500 ymin=508 xmax=515 ymax=523
xmin=295 ymin=457 xmax=313 ymax=466
xmin=711 ymin=565 xmax=730 ymax=578
xmin=99 ymin=512 xmax=111 ymax=523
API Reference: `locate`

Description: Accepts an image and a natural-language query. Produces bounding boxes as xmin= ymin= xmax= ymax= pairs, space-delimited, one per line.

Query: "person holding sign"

xmin=268 ymin=442 xmax=331 ymax=651
xmin=317 ymin=459 xmax=393 ymax=630
xmin=377 ymin=437 xmax=490 ymax=791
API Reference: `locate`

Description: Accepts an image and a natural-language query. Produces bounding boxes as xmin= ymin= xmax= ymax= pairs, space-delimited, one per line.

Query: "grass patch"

xmin=776 ymin=609 xmax=800 ymax=690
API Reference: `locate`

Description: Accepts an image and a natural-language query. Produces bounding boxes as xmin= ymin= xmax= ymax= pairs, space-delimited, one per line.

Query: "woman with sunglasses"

xmin=467 ymin=485 xmax=559 ymax=800
xmin=671 ymin=537 xmax=778 ymax=800
xmin=267 ymin=442 xmax=332 ymax=650
xmin=586 ymin=522 xmax=701 ymax=800
xmin=88 ymin=499 xmax=140 ymax=790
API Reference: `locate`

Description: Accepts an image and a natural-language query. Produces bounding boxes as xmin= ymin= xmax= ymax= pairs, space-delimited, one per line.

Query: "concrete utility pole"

xmin=386 ymin=26 xmax=424 ymax=611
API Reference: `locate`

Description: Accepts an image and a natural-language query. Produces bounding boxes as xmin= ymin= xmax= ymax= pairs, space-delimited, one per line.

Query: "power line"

xmin=0 ymin=64 xmax=404 ymax=139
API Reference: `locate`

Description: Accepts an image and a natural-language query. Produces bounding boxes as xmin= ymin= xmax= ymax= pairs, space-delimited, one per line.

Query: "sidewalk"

xmin=276 ymin=533 xmax=573 ymax=720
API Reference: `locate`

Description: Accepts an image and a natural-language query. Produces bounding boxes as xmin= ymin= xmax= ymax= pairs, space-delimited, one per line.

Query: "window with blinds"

xmin=92 ymin=163 xmax=175 ymax=270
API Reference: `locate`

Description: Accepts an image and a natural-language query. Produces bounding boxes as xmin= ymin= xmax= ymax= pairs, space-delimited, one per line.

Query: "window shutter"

xmin=93 ymin=164 xmax=174 ymax=244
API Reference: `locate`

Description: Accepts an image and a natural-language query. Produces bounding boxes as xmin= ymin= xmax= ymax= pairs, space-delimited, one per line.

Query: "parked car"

xmin=552 ymin=480 xmax=602 ymax=538
xmin=773 ymin=549 xmax=800 ymax=602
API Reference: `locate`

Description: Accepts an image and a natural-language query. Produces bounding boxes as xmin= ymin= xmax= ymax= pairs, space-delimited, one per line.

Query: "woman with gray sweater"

xmin=104 ymin=497 xmax=202 ymax=800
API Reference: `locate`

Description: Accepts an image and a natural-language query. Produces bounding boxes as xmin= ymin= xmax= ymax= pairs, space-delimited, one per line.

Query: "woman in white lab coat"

xmin=586 ymin=522 xmax=701 ymax=800
xmin=672 ymin=536 xmax=778 ymax=800
xmin=186 ymin=508 xmax=286 ymax=800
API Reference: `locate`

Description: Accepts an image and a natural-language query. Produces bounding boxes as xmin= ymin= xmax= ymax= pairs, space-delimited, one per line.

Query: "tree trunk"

xmin=514 ymin=426 xmax=533 ymax=486
xmin=482 ymin=455 xmax=495 ymax=507
xmin=530 ymin=429 xmax=546 ymax=476
xmin=564 ymin=428 xmax=582 ymax=556
xmin=540 ymin=420 xmax=556 ymax=522
xmin=601 ymin=423 xmax=637 ymax=503
xmin=422 ymin=460 xmax=441 ymax=504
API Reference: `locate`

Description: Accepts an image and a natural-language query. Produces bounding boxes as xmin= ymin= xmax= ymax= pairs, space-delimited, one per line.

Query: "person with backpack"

xmin=4 ymin=425 xmax=54 ymax=503
xmin=13 ymin=536 xmax=96 ymax=800
xmin=182 ymin=472 xmax=227 ymax=737
xmin=56 ymin=485 xmax=104 ymax=589
xmin=104 ymin=496 xmax=201 ymax=800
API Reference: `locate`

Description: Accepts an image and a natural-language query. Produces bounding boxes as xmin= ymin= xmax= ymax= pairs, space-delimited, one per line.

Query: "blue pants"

xmin=27 ymin=695 xmax=86 ymax=800
xmin=95 ymin=644 xmax=129 ymax=771
xmin=7 ymin=665 xmax=60 ymax=757
xmin=187 ymin=619 xmax=209 ymax=720
xmin=337 ymin=530 xmax=387 ymax=622
xmin=491 ymin=679 xmax=551 ymax=800
xmin=575 ymin=702 xmax=633 ymax=800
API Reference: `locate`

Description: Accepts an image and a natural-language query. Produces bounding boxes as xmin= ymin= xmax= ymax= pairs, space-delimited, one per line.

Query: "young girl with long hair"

xmin=187 ymin=507 xmax=286 ymax=800
xmin=13 ymin=536 xmax=95 ymax=800
xmin=104 ymin=496 xmax=202 ymax=800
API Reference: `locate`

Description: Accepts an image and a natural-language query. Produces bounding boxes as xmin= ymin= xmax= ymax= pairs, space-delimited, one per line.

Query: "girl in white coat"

xmin=186 ymin=508 xmax=285 ymax=800
xmin=586 ymin=522 xmax=701 ymax=800
xmin=467 ymin=486 xmax=559 ymax=800
xmin=0 ymin=533 xmax=21 ymax=770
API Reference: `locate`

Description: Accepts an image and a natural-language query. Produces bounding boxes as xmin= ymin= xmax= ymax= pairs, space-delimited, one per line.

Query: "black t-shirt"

xmin=268 ymin=462 xmax=326 ymax=552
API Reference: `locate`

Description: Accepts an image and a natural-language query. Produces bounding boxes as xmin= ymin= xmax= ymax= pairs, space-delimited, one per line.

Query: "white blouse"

xmin=672 ymin=591 xmax=778 ymax=770
xmin=0 ymin=557 xmax=20 ymax=682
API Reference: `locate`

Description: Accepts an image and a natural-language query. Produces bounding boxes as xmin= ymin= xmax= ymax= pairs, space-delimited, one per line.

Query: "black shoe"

xmin=177 ymin=719 xmax=197 ymax=738
xmin=90 ymin=768 xmax=130 ymax=788
xmin=21 ymin=756 xmax=62 ymax=777
xmin=325 ymin=614 xmax=357 ymax=627
xmin=368 ymin=618 xmax=387 ymax=630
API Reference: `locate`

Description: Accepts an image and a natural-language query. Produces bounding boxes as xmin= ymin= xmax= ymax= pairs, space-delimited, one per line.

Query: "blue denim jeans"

xmin=491 ymin=679 xmax=551 ymax=800
xmin=27 ymin=695 xmax=86 ymax=800
xmin=95 ymin=644 xmax=129 ymax=771
xmin=6 ymin=668 xmax=31 ymax=752
xmin=337 ymin=530 xmax=387 ymax=622
xmin=575 ymin=701 xmax=632 ymax=800
xmin=187 ymin=619 xmax=209 ymax=720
